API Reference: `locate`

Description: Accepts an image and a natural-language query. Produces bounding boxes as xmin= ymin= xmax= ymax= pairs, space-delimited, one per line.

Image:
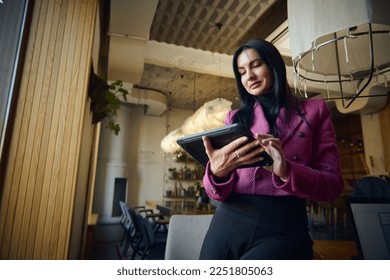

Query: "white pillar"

xmin=361 ymin=112 xmax=386 ymax=175
xmin=93 ymin=105 xmax=131 ymax=223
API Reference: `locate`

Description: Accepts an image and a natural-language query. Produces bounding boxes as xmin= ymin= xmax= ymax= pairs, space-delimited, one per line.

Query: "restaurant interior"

xmin=0 ymin=0 xmax=389 ymax=260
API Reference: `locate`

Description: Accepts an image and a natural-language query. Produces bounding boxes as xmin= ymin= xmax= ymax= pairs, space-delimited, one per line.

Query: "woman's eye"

xmin=253 ymin=59 xmax=263 ymax=68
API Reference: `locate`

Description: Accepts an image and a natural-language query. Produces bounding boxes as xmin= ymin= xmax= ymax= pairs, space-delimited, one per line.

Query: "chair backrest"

xmin=353 ymin=176 xmax=390 ymax=197
xmin=164 ymin=214 xmax=213 ymax=260
xmin=119 ymin=201 xmax=131 ymax=230
xmin=134 ymin=213 xmax=155 ymax=244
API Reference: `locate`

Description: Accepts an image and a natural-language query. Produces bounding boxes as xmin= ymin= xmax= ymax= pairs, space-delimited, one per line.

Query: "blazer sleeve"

xmin=273 ymin=100 xmax=344 ymax=201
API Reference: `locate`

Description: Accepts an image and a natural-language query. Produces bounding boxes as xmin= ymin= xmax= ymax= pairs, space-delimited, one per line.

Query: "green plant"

xmin=104 ymin=80 xmax=129 ymax=135
xmin=173 ymin=150 xmax=192 ymax=162
xmin=89 ymin=72 xmax=129 ymax=135
xmin=168 ymin=167 xmax=178 ymax=179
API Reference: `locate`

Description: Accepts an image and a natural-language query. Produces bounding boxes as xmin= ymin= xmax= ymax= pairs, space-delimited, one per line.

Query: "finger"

xmin=202 ymin=136 xmax=214 ymax=157
xmin=254 ymin=133 xmax=273 ymax=140
xmin=236 ymin=149 xmax=270 ymax=167
xmin=264 ymin=139 xmax=279 ymax=147
xmin=223 ymin=136 xmax=249 ymax=153
xmin=238 ymin=139 xmax=264 ymax=155
xmin=261 ymin=138 xmax=281 ymax=148
xmin=234 ymin=143 xmax=267 ymax=164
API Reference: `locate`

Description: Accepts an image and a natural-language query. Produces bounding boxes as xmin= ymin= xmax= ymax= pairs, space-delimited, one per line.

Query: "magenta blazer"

xmin=203 ymin=99 xmax=344 ymax=202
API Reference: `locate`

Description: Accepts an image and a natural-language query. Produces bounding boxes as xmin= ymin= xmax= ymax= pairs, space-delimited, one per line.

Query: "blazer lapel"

xmin=251 ymin=102 xmax=271 ymax=134
xmin=277 ymin=106 xmax=306 ymax=143
xmin=249 ymin=101 xmax=307 ymax=143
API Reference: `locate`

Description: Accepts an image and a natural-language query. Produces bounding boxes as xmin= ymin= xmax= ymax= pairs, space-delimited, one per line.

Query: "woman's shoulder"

xmin=299 ymin=98 xmax=329 ymax=112
xmin=225 ymin=109 xmax=239 ymax=124
xmin=300 ymin=98 xmax=327 ymax=107
xmin=228 ymin=108 xmax=240 ymax=116
xmin=226 ymin=102 xmax=258 ymax=123
xmin=298 ymin=98 xmax=332 ymax=122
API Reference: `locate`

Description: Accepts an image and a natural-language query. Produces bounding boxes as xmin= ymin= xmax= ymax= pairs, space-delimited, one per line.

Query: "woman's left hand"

xmin=255 ymin=134 xmax=289 ymax=180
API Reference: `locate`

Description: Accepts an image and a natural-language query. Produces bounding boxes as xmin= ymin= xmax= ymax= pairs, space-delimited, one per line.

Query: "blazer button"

xmin=255 ymin=174 xmax=262 ymax=180
xmin=292 ymin=155 xmax=299 ymax=161
xmin=298 ymin=132 xmax=305 ymax=138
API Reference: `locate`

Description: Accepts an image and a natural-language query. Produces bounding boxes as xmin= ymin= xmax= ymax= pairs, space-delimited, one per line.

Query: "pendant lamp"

xmin=288 ymin=0 xmax=390 ymax=108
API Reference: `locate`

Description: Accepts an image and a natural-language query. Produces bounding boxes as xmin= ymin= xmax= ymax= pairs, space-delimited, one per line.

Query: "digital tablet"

xmin=176 ymin=123 xmax=273 ymax=168
xmin=345 ymin=197 xmax=390 ymax=260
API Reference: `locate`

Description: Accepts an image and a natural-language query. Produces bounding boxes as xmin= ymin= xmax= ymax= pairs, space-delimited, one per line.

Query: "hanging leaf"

xmin=89 ymin=73 xmax=129 ymax=135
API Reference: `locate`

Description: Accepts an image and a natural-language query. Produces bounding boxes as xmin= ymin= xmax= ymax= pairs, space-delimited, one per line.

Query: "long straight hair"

xmin=232 ymin=39 xmax=303 ymax=136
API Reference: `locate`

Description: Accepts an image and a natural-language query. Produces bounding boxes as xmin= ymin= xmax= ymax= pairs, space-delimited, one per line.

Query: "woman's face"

xmin=237 ymin=48 xmax=273 ymax=97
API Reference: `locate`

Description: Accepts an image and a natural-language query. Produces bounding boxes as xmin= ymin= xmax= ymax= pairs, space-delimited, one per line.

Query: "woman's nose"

xmin=247 ymin=69 xmax=256 ymax=80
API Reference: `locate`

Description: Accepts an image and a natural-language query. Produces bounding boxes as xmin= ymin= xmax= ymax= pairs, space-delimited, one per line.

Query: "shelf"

xmin=168 ymin=177 xmax=201 ymax=181
xmin=164 ymin=196 xmax=196 ymax=199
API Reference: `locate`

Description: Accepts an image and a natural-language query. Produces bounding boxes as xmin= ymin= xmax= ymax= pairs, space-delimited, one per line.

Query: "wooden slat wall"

xmin=68 ymin=102 xmax=98 ymax=259
xmin=0 ymin=0 xmax=97 ymax=259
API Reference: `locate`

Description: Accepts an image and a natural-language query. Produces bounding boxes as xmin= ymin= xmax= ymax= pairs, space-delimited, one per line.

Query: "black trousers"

xmin=199 ymin=193 xmax=313 ymax=260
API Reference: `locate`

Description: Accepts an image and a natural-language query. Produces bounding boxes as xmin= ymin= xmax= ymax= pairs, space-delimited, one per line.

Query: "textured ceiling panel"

xmin=149 ymin=0 xmax=276 ymax=55
xmin=119 ymin=0 xmax=289 ymax=110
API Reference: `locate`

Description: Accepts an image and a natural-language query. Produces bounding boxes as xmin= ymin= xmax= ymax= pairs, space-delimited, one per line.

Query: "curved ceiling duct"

xmin=118 ymin=82 xmax=167 ymax=117
xmin=130 ymin=87 xmax=168 ymax=116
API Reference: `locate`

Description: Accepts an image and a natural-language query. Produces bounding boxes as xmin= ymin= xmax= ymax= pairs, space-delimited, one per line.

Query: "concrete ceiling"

xmin=104 ymin=0 xmax=389 ymax=115
xmin=106 ymin=0 xmax=291 ymax=112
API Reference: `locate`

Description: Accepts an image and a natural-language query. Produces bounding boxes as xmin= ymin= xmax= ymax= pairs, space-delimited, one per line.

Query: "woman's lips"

xmin=250 ymin=81 xmax=261 ymax=89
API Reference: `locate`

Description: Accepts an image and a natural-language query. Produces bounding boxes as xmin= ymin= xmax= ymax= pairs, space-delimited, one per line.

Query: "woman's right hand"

xmin=202 ymin=135 xmax=266 ymax=178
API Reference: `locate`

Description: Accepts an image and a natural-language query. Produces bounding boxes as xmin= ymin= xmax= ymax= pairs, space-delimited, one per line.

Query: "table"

xmin=146 ymin=200 xmax=216 ymax=215
xmin=313 ymin=240 xmax=358 ymax=260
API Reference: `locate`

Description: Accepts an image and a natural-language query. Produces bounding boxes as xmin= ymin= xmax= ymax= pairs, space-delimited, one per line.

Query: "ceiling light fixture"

xmin=288 ymin=0 xmax=390 ymax=109
xmin=160 ymin=23 xmax=233 ymax=154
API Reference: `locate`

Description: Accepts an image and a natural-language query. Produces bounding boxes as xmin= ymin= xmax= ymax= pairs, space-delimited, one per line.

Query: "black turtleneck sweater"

xmin=256 ymin=94 xmax=278 ymax=136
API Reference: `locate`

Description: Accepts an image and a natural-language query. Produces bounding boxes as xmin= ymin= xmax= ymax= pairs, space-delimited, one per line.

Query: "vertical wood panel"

xmin=33 ymin=0 xmax=70 ymax=259
xmin=16 ymin=0 xmax=59 ymax=259
xmin=379 ymin=98 xmax=390 ymax=173
xmin=59 ymin=0 xmax=96 ymax=258
xmin=0 ymin=0 xmax=97 ymax=259
xmin=24 ymin=0 xmax=64 ymax=260
xmin=44 ymin=0 xmax=77 ymax=260
xmin=33 ymin=0 xmax=71 ymax=259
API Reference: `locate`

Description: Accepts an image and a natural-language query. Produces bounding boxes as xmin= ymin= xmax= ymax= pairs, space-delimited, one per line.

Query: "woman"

xmin=199 ymin=39 xmax=344 ymax=260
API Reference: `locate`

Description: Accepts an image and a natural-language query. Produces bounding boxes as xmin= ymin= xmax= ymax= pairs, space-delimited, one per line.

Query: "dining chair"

xmin=130 ymin=211 xmax=167 ymax=260
xmin=352 ymin=175 xmax=390 ymax=197
xmin=118 ymin=201 xmax=140 ymax=257
xmin=138 ymin=209 xmax=170 ymax=233
xmin=164 ymin=214 xmax=213 ymax=260
xmin=119 ymin=201 xmax=130 ymax=246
